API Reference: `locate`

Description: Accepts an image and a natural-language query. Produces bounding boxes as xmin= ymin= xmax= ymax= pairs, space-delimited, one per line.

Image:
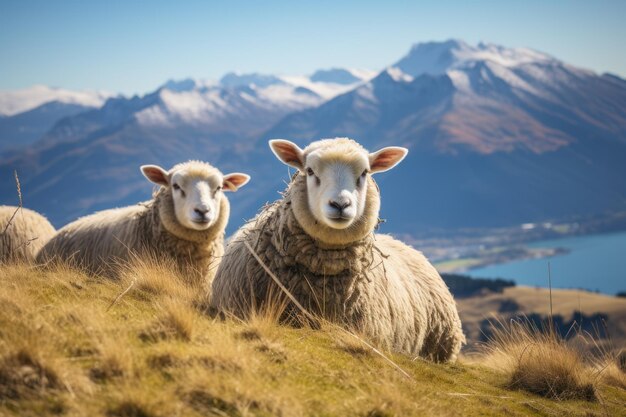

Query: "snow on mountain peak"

xmin=134 ymin=67 xmax=376 ymax=128
xmin=0 ymin=85 xmax=114 ymax=116
xmin=395 ymin=39 xmax=558 ymax=78
xmin=383 ymin=67 xmax=414 ymax=83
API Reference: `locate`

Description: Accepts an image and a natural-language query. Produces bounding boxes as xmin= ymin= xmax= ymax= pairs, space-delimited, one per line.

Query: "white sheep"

xmin=37 ymin=161 xmax=250 ymax=285
xmin=211 ymin=138 xmax=465 ymax=362
xmin=0 ymin=206 xmax=56 ymax=263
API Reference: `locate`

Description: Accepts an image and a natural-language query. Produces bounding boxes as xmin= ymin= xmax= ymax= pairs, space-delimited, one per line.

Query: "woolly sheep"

xmin=0 ymin=206 xmax=56 ymax=263
xmin=211 ymin=138 xmax=465 ymax=362
xmin=37 ymin=161 xmax=250 ymax=285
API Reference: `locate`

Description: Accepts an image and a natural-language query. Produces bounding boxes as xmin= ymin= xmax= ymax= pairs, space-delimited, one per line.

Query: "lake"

xmin=467 ymin=231 xmax=626 ymax=295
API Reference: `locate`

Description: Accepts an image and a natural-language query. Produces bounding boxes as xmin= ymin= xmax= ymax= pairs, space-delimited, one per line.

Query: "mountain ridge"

xmin=1 ymin=41 xmax=625 ymax=237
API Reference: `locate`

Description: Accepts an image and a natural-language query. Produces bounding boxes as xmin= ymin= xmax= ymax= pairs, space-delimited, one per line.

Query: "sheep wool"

xmin=37 ymin=161 xmax=231 ymax=286
xmin=212 ymin=173 xmax=465 ymax=363
xmin=0 ymin=206 xmax=56 ymax=263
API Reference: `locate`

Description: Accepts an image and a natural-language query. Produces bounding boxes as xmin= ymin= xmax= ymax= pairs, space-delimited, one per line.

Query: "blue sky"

xmin=1 ymin=0 xmax=625 ymax=95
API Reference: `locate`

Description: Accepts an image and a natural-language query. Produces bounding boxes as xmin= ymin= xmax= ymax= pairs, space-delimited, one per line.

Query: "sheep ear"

xmin=369 ymin=147 xmax=408 ymax=173
xmin=141 ymin=165 xmax=169 ymax=186
xmin=222 ymin=173 xmax=250 ymax=192
xmin=269 ymin=139 xmax=304 ymax=170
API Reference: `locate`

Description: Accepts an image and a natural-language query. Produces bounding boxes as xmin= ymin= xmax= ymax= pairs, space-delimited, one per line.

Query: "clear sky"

xmin=1 ymin=0 xmax=625 ymax=95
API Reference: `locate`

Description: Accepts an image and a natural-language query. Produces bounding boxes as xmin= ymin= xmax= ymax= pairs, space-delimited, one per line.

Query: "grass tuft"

xmin=140 ymin=301 xmax=196 ymax=342
xmin=481 ymin=318 xmax=597 ymax=401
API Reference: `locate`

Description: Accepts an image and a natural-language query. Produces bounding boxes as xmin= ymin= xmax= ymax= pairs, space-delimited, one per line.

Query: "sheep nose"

xmin=194 ymin=207 xmax=209 ymax=216
xmin=329 ymin=199 xmax=351 ymax=212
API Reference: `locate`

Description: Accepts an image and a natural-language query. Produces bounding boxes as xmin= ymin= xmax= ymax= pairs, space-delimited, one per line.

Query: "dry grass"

xmin=0 ymin=259 xmax=624 ymax=416
xmin=116 ymin=252 xmax=203 ymax=301
xmin=480 ymin=319 xmax=597 ymax=401
xmin=597 ymin=359 xmax=626 ymax=390
xmin=457 ymin=286 xmax=626 ymax=351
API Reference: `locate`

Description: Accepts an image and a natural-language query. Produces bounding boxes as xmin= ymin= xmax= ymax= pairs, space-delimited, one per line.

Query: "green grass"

xmin=0 ymin=262 xmax=624 ymax=417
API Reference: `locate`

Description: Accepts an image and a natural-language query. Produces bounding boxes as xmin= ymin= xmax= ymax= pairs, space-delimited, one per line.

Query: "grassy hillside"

xmin=0 ymin=262 xmax=624 ymax=417
xmin=458 ymin=286 xmax=626 ymax=350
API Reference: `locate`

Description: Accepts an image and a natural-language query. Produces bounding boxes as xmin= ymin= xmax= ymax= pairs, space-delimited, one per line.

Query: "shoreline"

xmin=434 ymin=245 xmax=569 ymax=274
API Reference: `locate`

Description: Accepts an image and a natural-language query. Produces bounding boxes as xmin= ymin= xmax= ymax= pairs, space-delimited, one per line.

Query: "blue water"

xmin=467 ymin=231 xmax=626 ymax=295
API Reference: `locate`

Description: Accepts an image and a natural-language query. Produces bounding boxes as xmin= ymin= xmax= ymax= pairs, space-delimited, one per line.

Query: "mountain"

xmin=0 ymin=101 xmax=96 ymax=154
xmin=0 ymin=86 xmax=114 ymax=154
xmin=0 ymin=70 xmax=369 ymax=227
xmin=1 ymin=42 xmax=625 ymax=238
xmin=264 ymin=40 xmax=626 ymax=233
xmin=310 ymin=68 xmax=375 ymax=85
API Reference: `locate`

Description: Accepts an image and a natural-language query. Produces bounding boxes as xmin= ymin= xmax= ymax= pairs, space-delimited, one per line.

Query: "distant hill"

xmin=441 ymin=273 xmax=515 ymax=298
xmin=0 ymin=101 xmax=95 ymax=153
xmin=0 ymin=85 xmax=113 ymax=154
xmin=457 ymin=285 xmax=626 ymax=350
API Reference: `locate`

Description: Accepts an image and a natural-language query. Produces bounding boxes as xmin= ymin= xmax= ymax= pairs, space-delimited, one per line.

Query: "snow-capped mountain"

xmin=393 ymin=39 xmax=560 ymax=78
xmin=0 ymin=68 xmax=370 ymax=225
xmin=265 ymin=40 xmax=626 ymax=233
xmin=1 ymin=41 xmax=625 ymax=238
xmin=0 ymin=85 xmax=112 ymax=116
xmin=33 ymin=69 xmax=369 ymax=144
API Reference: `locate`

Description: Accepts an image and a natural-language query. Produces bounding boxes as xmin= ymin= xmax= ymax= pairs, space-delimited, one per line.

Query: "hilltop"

xmin=1 ymin=262 xmax=624 ymax=417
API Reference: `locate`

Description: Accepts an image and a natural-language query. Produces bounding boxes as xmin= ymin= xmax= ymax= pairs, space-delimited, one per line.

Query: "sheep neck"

xmin=144 ymin=191 xmax=225 ymax=280
xmin=245 ymin=195 xmax=377 ymax=320
xmin=260 ymin=191 xmax=376 ymax=278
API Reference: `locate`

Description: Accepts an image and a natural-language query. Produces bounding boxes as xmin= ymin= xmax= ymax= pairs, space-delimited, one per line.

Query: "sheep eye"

xmin=357 ymin=170 xmax=368 ymax=187
xmin=172 ymin=183 xmax=185 ymax=197
xmin=216 ymin=186 xmax=222 ymax=192
xmin=306 ymin=168 xmax=314 ymax=176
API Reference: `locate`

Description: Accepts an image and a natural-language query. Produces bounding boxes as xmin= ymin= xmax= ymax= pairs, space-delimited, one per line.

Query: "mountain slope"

xmin=0 ymin=101 xmax=96 ymax=154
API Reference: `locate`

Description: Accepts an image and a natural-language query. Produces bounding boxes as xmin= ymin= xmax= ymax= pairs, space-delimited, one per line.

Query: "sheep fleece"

xmin=0 ymin=206 xmax=56 ymax=263
xmin=37 ymin=190 xmax=225 ymax=282
xmin=212 ymin=182 xmax=465 ymax=362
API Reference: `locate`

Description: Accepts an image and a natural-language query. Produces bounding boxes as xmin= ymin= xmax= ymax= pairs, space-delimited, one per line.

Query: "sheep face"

xmin=302 ymin=150 xmax=368 ymax=229
xmin=270 ymin=138 xmax=407 ymax=243
xmin=141 ymin=162 xmax=250 ymax=231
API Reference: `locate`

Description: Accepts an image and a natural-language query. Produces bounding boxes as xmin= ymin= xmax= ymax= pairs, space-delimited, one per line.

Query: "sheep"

xmin=37 ymin=161 xmax=250 ymax=286
xmin=211 ymin=138 xmax=465 ymax=362
xmin=0 ymin=206 xmax=56 ymax=263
